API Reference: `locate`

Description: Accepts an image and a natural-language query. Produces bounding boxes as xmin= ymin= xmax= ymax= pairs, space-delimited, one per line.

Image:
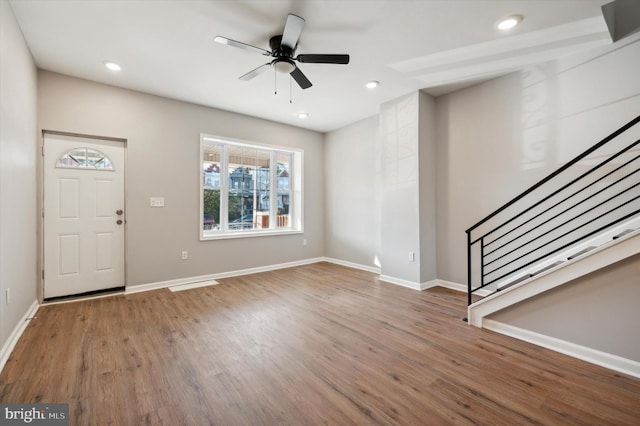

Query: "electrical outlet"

xmin=303 ymin=239 xmax=307 ymax=246
xmin=181 ymin=251 xmax=188 ymax=260
xmin=5 ymin=288 xmax=10 ymax=305
xmin=408 ymin=252 xmax=415 ymax=262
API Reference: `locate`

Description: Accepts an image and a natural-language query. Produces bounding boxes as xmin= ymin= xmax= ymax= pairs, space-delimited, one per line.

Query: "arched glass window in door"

xmin=55 ymin=147 xmax=114 ymax=170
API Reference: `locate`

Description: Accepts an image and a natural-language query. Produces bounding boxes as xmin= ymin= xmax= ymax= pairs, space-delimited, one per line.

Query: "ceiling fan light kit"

xmin=214 ymin=14 xmax=350 ymax=91
xmin=273 ymin=57 xmax=296 ymax=74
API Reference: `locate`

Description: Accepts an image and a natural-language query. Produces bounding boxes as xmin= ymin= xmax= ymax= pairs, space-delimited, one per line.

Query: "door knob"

xmin=116 ymin=209 xmax=123 ymax=215
xmin=117 ymin=219 xmax=123 ymax=225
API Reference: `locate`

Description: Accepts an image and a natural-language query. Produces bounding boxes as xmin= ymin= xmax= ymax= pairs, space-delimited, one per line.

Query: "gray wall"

xmin=324 ymin=116 xmax=381 ymax=269
xmin=435 ymin=37 xmax=640 ymax=285
xmin=324 ymin=91 xmax=438 ymax=285
xmin=379 ymin=93 xmax=422 ymax=283
xmin=0 ymin=2 xmax=38 ymax=351
xmin=38 ymin=71 xmax=325 ymax=287
xmin=488 ymin=253 xmax=640 ymax=361
xmin=418 ymin=91 xmax=437 ymax=283
xmin=324 ymin=36 xmax=640 ymax=287
xmin=4 ymin=1 xmax=640 ymax=364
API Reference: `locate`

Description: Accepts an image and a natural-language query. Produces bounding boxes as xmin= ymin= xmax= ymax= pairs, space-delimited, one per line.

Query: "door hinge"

xmin=41 ymin=145 xmax=44 ymax=156
xmin=42 ymin=270 xmax=44 ymax=280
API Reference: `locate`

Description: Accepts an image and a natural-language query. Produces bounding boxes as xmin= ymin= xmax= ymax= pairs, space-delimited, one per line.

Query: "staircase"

xmin=466 ymin=115 xmax=640 ymax=325
xmin=468 ymin=224 xmax=640 ymax=327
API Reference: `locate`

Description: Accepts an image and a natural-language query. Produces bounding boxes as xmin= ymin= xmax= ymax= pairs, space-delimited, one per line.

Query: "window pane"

xmin=276 ymin=152 xmax=292 ymax=228
xmin=255 ymin=149 xmax=271 ymax=229
xmin=203 ymin=143 xmax=221 ymax=230
xmin=56 ymin=147 xmax=114 ymax=170
xmin=200 ymin=134 xmax=301 ymax=239
xmin=203 ymin=144 xmax=221 ymax=187
xmin=228 ymin=147 xmax=255 ymax=230
xmin=203 ymin=189 xmax=220 ymax=230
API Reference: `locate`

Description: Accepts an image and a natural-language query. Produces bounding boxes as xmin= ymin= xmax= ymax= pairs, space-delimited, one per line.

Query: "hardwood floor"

xmin=1 ymin=262 xmax=638 ymax=425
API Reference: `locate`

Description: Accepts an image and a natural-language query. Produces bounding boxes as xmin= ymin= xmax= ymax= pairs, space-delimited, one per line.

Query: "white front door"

xmin=44 ymin=134 xmax=125 ymax=299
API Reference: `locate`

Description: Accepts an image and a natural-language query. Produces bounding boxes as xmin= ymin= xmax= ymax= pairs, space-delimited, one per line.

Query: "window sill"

xmin=200 ymin=228 xmax=303 ymax=241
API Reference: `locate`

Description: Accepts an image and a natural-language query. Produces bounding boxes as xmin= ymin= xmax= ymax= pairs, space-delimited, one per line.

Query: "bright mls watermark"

xmin=1 ymin=404 xmax=68 ymax=425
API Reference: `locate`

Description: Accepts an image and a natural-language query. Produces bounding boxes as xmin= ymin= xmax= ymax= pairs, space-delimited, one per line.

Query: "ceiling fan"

xmin=214 ymin=14 xmax=350 ymax=90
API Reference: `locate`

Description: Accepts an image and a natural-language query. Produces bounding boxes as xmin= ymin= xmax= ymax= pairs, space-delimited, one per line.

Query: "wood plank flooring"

xmin=1 ymin=262 xmax=639 ymax=425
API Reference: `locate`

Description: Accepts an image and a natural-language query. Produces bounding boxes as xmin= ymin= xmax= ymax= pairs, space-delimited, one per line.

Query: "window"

xmin=200 ymin=134 xmax=303 ymax=239
xmin=56 ymin=147 xmax=114 ymax=170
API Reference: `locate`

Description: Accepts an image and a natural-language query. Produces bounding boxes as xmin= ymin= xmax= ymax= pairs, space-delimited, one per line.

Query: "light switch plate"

xmin=150 ymin=197 xmax=165 ymax=207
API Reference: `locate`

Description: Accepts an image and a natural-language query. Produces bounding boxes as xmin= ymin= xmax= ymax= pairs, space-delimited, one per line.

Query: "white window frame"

xmin=200 ymin=133 xmax=303 ymax=240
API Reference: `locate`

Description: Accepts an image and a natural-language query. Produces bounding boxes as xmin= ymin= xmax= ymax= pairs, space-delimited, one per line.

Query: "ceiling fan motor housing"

xmin=269 ymin=35 xmax=297 ymax=74
xmin=269 ymin=35 xmax=294 ymax=57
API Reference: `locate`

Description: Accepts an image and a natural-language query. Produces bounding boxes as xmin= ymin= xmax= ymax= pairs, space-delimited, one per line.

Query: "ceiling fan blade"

xmin=296 ymin=54 xmax=350 ymax=64
xmin=214 ymin=36 xmax=271 ymax=56
xmin=290 ymin=66 xmax=312 ymax=89
xmin=239 ymin=63 xmax=272 ymax=81
xmin=281 ymin=14 xmax=305 ymax=49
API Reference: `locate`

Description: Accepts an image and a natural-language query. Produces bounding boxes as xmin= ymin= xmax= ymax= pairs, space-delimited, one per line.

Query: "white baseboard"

xmin=421 ymin=279 xmax=439 ymax=290
xmin=0 ymin=300 xmax=39 ymax=374
xmin=169 ymin=280 xmax=218 ymax=292
xmin=484 ymin=319 xmax=640 ymax=379
xmin=437 ymin=279 xmax=493 ymax=297
xmin=324 ymin=258 xmax=435 ymax=290
xmin=323 ymin=257 xmax=381 ymax=274
xmin=378 ymin=275 xmax=420 ymax=290
xmin=126 ymin=256 xmax=482 ymax=298
xmin=436 ymin=279 xmax=467 ymax=292
xmin=378 ymin=275 xmax=437 ymax=291
xmin=126 ymin=257 xmax=325 ymax=294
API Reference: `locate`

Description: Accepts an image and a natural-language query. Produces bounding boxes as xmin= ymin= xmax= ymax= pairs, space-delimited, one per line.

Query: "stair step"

xmin=531 ymin=261 xmax=565 ymax=276
xmin=497 ymin=274 xmax=533 ymax=291
xmin=567 ymin=246 xmax=598 ymax=260
xmin=612 ymin=229 xmax=636 ymax=240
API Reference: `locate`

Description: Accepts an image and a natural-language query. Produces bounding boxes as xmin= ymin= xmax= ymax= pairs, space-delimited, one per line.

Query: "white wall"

xmin=324 ymin=116 xmax=381 ymax=269
xmin=38 ymin=71 xmax=325 ymax=288
xmin=0 ymin=1 xmax=38 ymax=352
xmin=436 ymin=37 xmax=640 ymax=285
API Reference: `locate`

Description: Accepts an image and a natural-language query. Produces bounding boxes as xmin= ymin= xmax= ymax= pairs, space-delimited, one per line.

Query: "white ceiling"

xmin=8 ymin=0 xmax=612 ymax=133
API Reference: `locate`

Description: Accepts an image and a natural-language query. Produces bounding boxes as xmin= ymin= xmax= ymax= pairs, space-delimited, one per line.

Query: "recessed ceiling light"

xmin=298 ymin=112 xmax=309 ymax=119
xmin=365 ymin=80 xmax=380 ymax=89
xmin=103 ymin=61 xmax=121 ymax=71
xmin=497 ymin=15 xmax=523 ymax=31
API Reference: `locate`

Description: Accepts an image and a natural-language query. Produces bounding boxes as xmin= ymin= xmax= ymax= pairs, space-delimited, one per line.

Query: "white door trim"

xmin=41 ymin=130 xmax=127 ymax=300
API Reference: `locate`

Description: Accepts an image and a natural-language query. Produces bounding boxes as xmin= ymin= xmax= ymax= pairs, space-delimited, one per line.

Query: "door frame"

xmin=40 ymin=130 xmax=128 ymax=301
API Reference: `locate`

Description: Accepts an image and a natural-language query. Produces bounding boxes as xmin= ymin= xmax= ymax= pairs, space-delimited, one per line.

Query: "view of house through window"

xmin=201 ymin=134 xmax=301 ymax=239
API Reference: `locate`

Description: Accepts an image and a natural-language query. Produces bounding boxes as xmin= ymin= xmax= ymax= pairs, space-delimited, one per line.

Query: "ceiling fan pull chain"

xmin=274 ymin=68 xmax=277 ymax=95
xmin=290 ymin=76 xmax=293 ymax=104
